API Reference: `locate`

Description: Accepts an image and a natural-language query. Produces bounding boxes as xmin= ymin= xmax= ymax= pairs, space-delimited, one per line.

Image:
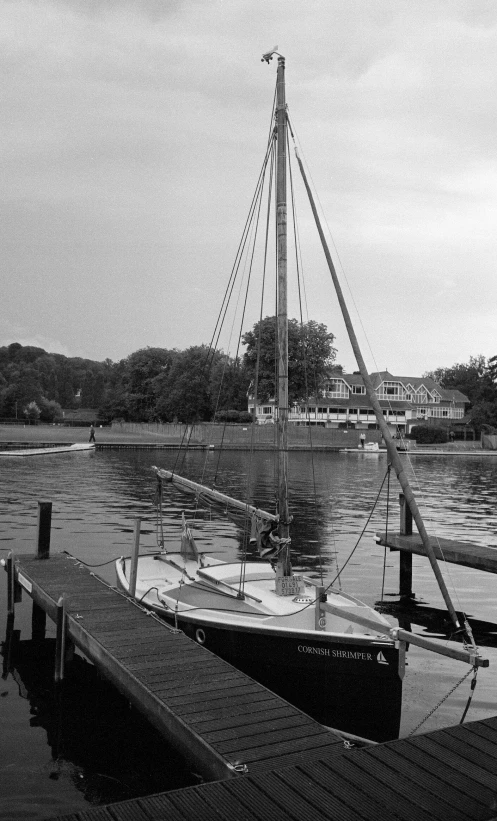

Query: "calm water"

xmin=1 ymin=448 xmax=497 ymax=819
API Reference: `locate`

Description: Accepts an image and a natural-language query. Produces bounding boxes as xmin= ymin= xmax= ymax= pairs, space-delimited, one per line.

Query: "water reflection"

xmin=1 ymin=633 xmax=197 ymax=806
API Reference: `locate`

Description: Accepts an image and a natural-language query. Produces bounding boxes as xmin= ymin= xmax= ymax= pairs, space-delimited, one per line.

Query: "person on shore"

xmin=89 ymin=424 xmax=96 ymax=443
xmin=359 ymin=432 xmax=366 ymax=448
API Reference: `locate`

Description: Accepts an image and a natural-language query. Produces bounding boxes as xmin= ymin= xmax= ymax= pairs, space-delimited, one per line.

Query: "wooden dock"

xmin=49 ymin=715 xmax=497 ymax=821
xmin=376 ymin=530 xmax=497 ymax=575
xmin=375 ymin=492 xmax=497 ymax=601
xmin=6 ymin=551 xmax=345 ymax=783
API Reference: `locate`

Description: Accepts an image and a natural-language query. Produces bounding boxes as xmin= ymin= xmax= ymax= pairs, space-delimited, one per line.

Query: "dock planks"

xmin=9 ymin=552 xmax=344 ymax=783
xmin=49 ymin=717 xmax=497 ymax=821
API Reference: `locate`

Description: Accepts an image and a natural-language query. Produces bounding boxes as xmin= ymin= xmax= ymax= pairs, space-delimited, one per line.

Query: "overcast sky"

xmin=2 ymin=0 xmax=496 ymax=376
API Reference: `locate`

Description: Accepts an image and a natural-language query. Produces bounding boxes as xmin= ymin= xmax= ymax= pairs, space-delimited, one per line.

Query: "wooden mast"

xmin=275 ymin=54 xmax=291 ymax=575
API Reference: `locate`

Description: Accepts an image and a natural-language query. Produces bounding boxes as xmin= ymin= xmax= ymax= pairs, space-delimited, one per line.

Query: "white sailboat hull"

xmin=116 ymin=552 xmax=403 ymax=742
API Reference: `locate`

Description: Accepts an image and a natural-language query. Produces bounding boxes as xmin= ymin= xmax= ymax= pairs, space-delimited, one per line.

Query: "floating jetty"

xmin=49 ymin=717 xmax=497 ymax=821
xmin=376 ymin=493 xmax=497 ymax=600
xmin=0 ymin=443 xmax=95 ymax=456
xmin=5 ymin=549 xmax=345 ymax=782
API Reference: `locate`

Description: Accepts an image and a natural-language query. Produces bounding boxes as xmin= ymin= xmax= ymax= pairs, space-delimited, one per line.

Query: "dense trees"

xmin=0 ymin=344 xmax=109 ymax=421
xmin=0 ymin=316 xmax=339 ymax=425
xmin=424 ymin=354 xmax=497 ymax=433
xmin=242 ymin=316 xmax=337 ymax=404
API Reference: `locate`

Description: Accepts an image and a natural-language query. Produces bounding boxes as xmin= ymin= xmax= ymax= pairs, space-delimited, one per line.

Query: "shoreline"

xmin=0 ymin=424 xmax=493 ymax=455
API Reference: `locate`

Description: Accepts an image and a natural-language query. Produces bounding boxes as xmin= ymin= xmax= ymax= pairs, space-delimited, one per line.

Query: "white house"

xmin=248 ymin=371 xmax=469 ymax=434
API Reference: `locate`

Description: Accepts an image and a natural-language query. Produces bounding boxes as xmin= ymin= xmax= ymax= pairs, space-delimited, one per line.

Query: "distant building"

xmin=248 ymin=371 xmax=469 ymax=434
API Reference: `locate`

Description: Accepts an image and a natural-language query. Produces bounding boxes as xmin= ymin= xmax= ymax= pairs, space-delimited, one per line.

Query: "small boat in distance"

xmin=116 ymin=51 xmax=487 ymax=743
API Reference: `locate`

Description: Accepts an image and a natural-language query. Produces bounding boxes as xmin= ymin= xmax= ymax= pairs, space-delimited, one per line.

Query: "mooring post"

xmin=36 ymin=502 xmax=52 ymax=559
xmin=3 ymin=613 xmax=16 ymax=678
xmin=32 ymin=603 xmax=47 ymax=642
xmin=399 ymin=493 xmax=414 ymax=599
xmin=129 ymin=517 xmax=141 ymax=598
xmin=55 ymin=596 xmax=66 ymax=683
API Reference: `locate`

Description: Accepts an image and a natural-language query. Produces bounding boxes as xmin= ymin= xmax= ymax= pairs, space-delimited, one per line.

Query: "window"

xmin=324 ymin=380 xmax=348 ymax=398
xmin=317 ymin=407 xmax=328 ymax=414
xmin=376 ymin=381 xmax=404 ymax=400
xmin=359 ymin=408 xmax=369 ymax=416
xmin=262 ymin=406 xmax=272 ymax=414
xmin=352 ymin=385 xmax=365 ymax=394
xmin=348 ymin=408 xmax=358 ymax=415
xmin=307 ymin=406 xmax=316 ymax=414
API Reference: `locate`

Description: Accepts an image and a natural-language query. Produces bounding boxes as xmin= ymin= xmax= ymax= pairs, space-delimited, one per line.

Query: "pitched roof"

xmin=356 ymin=372 xmax=470 ymax=404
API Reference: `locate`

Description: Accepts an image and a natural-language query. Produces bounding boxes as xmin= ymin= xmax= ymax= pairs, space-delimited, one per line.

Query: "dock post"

xmin=399 ymin=493 xmax=414 ymax=599
xmin=32 ymin=603 xmax=47 ymax=642
xmin=129 ymin=518 xmax=141 ymax=598
xmin=36 ymin=502 xmax=52 ymax=559
xmin=54 ymin=596 xmax=66 ymax=683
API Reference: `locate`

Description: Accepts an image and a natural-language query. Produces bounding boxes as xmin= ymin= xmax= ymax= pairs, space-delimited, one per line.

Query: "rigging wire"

xmin=170 ymin=106 xmax=277 ymax=483
xmin=329 ymin=466 xmax=391 ymax=587
xmin=287 ymin=111 xmax=475 ymax=645
xmin=380 ymin=463 xmax=392 ymax=601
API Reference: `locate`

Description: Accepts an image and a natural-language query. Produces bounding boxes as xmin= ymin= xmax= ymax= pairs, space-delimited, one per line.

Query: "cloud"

xmin=1 ymin=0 xmax=496 ymax=374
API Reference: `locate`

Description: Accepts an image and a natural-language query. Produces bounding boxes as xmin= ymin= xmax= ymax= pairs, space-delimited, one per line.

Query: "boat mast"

xmin=275 ymin=54 xmax=290 ymax=564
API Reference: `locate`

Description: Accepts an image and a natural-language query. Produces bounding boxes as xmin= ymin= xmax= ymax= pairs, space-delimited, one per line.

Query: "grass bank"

xmin=0 ymin=424 xmax=182 ymax=445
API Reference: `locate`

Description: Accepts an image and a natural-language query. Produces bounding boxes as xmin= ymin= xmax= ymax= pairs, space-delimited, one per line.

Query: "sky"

xmin=2 ymin=0 xmax=497 ymax=376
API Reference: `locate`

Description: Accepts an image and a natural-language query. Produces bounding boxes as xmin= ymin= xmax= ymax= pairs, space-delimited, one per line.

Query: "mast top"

xmin=261 ymin=47 xmax=284 ymax=64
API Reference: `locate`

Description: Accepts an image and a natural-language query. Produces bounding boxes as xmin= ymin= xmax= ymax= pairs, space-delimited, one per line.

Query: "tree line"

xmin=424 ymin=355 xmax=497 ymax=434
xmin=1 ymin=334 xmax=496 ymax=432
xmin=0 ymin=318 xmax=337 ymax=424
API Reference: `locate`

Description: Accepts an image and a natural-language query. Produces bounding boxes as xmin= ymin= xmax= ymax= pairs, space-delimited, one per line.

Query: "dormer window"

xmin=324 ymin=379 xmax=348 ymax=398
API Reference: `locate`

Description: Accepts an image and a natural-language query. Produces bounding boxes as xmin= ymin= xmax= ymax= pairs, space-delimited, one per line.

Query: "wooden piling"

xmin=55 ymin=596 xmax=66 ymax=682
xmin=32 ymin=602 xmax=47 ymax=642
xmin=36 ymin=502 xmax=52 ymax=559
xmin=399 ymin=494 xmax=414 ymax=599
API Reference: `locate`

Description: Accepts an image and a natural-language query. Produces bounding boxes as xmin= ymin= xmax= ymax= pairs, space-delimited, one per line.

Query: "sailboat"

xmin=116 ymin=50 xmax=487 ymax=743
